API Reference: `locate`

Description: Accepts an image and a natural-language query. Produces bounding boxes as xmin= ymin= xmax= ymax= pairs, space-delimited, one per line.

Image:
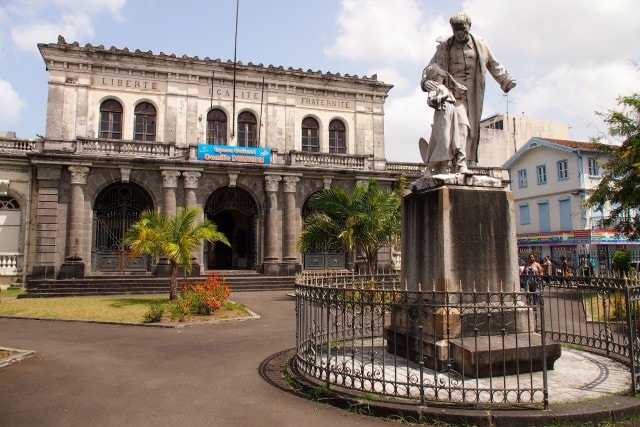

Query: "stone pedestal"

xmin=279 ymin=261 xmax=302 ymax=276
xmin=386 ymin=178 xmax=561 ymax=377
xmin=402 ymin=180 xmax=519 ymax=293
xmin=262 ymin=261 xmax=280 ymax=276
xmin=57 ymin=256 xmax=85 ymax=279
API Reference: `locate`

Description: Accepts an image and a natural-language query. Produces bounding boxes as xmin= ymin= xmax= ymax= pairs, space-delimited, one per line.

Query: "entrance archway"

xmin=93 ymin=182 xmax=154 ymax=273
xmin=204 ymin=187 xmax=257 ymax=270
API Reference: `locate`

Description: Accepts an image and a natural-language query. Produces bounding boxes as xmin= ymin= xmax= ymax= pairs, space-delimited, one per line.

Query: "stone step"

xmin=21 ymin=273 xmax=296 ymax=298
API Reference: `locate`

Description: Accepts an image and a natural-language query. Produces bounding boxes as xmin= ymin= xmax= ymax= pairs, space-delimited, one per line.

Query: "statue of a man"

xmin=420 ymin=12 xmax=516 ymax=176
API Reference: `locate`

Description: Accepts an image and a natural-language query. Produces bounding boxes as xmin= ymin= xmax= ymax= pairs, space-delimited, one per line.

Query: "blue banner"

xmin=197 ymin=144 xmax=271 ymax=165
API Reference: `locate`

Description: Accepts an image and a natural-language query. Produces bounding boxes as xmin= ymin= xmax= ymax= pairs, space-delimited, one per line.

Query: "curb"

xmin=0 ymin=347 xmax=35 ymax=368
xmin=262 ymin=348 xmax=640 ymax=426
xmin=0 ymin=310 xmax=260 ymax=328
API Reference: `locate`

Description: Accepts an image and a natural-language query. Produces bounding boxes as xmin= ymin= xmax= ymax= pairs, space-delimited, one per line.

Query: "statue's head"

xmin=450 ymin=12 xmax=471 ymax=43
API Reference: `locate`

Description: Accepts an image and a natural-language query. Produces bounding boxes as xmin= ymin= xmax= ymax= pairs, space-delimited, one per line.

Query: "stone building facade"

xmin=0 ymin=37 xmax=425 ymax=283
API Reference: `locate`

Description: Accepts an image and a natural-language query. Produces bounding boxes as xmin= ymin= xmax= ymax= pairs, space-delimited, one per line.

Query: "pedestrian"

xmin=561 ymin=256 xmax=571 ymax=284
xmin=521 ymin=254 xmax=543 ymax=304
xmin=540 ymin=255 xmax=552 ymax=286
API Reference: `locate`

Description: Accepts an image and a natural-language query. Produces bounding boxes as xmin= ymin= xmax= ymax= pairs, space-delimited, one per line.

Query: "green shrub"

xmin=612 ymin=249 xmax=632 ymax=275
xmin=142 ymin=302 xmax=165 ymax=323
xmin=169 ymin=300 xmax=187 ymax=321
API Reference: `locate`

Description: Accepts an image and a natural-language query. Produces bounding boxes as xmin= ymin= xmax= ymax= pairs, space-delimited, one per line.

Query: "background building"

xmin=504 ymin=137 xmax=640 ymax=275
xmin=0 ymin=37 xmax=431 ymax=286
xmin=478 ymin=113 xmax=570 ymax=168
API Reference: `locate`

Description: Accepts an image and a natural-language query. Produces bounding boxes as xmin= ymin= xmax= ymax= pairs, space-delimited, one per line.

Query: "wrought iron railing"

xmin=295 ymin=273 xmax=640 ymax=409
xmin=539 ymin=274 xmax=640 ymax=392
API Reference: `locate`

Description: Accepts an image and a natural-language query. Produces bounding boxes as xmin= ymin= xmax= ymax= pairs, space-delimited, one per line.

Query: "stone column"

xmin=161 ymin=170 xmax=181 ymax=216
xmin=263 ymin=175 xmax=281 ymax=275
xmin=182 ymin=170 xmax=202 ymax=276
xmin=182 ymin=171 xmax=201 ymax=208
xmin=58 ymin=165 xmax=89 ymax=279
xmin=282 ymin=176 xmax=301 ymax=274
xmin=156 ymin=170 xmax=181 ymax=277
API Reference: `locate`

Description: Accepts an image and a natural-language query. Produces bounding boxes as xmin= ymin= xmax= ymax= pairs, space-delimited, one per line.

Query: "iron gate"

xmin=92 ymin=183 xmax=153 ymax=273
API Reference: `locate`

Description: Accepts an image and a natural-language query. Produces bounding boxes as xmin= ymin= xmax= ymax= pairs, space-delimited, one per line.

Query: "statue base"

xmin=384 ymin=325 xmax=562 ymax=378
xmin=402 ymin=181 xmax=519 ymax=293
xmin=385 ymin=180 xmax=561 ymax=377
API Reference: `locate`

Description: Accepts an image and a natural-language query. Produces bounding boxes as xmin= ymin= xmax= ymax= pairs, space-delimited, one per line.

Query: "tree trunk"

xmin=169 ymin=262 xmax=179 ymax=300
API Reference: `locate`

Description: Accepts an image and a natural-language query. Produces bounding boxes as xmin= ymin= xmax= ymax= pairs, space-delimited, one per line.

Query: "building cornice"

xmin=38 ymin=36 xmax=393 ymax=99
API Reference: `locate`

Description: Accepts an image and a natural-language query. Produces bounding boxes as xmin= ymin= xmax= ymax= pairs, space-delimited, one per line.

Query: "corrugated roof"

xmin=542 ymin=138 xmax=600 ymax=150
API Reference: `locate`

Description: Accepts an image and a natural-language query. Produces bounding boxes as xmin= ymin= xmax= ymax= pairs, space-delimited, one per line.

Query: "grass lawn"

xmin=0 ymin=289 xmax=251 ymax=324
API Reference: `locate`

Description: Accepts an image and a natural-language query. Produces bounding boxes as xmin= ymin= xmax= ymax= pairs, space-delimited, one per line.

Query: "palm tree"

xmin=123 ymin=207 xmax=230 ymax=300
xmin=297 ymin=179 xmax=402 ymax=274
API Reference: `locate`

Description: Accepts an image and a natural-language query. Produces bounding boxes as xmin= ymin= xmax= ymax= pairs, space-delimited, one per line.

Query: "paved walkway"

xmin=1 ymin=291 xmax=639 ymax=426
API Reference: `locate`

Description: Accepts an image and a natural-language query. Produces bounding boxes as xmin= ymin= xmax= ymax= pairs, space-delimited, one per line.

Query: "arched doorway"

xmin=204 ymin=187 xmax=257 ymax=270
xmin=301 ymin=192 xmax=346 ymax=270
xmin=93 ymin=182 xmax=154 ymax=273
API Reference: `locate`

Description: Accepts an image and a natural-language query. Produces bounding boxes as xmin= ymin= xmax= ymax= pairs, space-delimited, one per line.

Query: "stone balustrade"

xmin=290 ymin=151 xmax=369 ymax=170
xmin=386 ymin=162 xmax=422 ymax=174
xmin=0 ymin=137 xmax=35 ymax=154
xmin=76 ymin=138 xmax=177 ymax=158
xmin=0 ymin=252 xmax=20 ymax=275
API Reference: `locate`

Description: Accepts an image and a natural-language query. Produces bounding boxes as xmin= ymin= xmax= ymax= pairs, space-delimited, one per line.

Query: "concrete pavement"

xmin=1 ymin=290 xmax=639 ymax=426
xmin=0 ymin=291 xmax=391 ymax=426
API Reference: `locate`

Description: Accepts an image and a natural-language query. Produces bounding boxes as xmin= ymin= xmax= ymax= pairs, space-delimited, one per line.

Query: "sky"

xmin=0 ymin=0 xmax=638 ymax=163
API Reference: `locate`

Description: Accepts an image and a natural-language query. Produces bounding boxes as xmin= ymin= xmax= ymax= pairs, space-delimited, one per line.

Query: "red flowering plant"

xmin=170 ymin=273 xmax=231 ymax=320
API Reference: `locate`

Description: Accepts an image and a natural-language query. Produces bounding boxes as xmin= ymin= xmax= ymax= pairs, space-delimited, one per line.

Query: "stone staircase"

xmin=20 ymin=271 xmax=296 ymax=298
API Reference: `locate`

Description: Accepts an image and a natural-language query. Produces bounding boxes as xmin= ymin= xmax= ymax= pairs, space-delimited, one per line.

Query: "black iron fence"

xmin=294 ymin=272 xmax=640 ymax=409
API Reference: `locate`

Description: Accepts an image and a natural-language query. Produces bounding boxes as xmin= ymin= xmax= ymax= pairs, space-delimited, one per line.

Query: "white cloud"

xmin=464 ymin=0 xmax=640 ymax=70
xmin=384 ymin=88 xmax=431 ymax=162
xmin=327 ymin=0 xmax=640 ymax=161
xmin=0 ymin=79 xmax=27 ymax=130
xmin=11 ymin=13 xmax=95 ymax=52
xmin=373 ymin=66 xmax=412 ymax=92
xmin=6 ymin=0 xmax=126 ymax=54
xmin=513 ymin=62 xmax=640 ymax=140
xmin=325 ymin=0 xmax=439 ymax=65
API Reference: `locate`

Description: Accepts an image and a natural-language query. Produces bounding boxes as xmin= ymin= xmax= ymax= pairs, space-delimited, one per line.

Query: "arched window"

xmin=134 ymin=102 xmax=156 ymax=141
xmin=302 ymin=117 xmax=320 ymax=152
xmin=99 ymin=100 xmax=123 ymax=139
xmin=0 ymin=196 xmax=20 ymax=210
xmin=329 ymin=119 xmax=346 ymax=154
xmin=207 ymin=108 xmax=227 ymax=145
xmin=237 ymin=111 xmax=257 ymax=147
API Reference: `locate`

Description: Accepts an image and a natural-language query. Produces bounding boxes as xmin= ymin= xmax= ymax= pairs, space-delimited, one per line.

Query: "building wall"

xmin=478 ymin=114 xmax=570 ymax=168
xmin=504 ymin=138 xmax=637 ymax=273
xmin=3 ymin=38 xmax=409 ymax=279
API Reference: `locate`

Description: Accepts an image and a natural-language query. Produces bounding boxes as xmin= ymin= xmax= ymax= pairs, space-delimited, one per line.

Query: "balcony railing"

xmin=3 ymin=135 xmax=507 ymax=178
xmin=75 ymin=138 xmax=178 ymax=158
xmin=0 ymin=138 xmax=35 ymax=154
xmin=0 ymin=252 xmax=21 ymax=275
xmin=289 ymin=151 xmax=371 ymax=170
